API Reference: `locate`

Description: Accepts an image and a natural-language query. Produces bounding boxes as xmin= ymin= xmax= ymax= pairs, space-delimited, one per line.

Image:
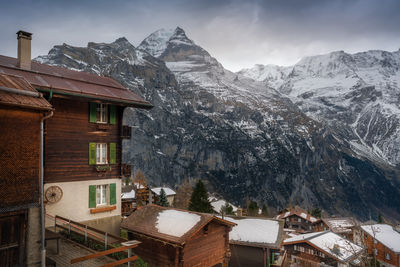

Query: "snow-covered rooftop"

xmin=224 ymin=217 xmax=281 ymax=246
xmin=121 ymin=190 xmax=135 ymax=199
xmin=151 ymin=187 xmax=176 ymax=196
xmin=361 ymin=224 xmax=400 ymax=253
xmin=156 ymin=210 xmax=201 ymax=237
xmin=284 ymin=231 xmax=363 ymax=262
xmin=211 ymin=199 xmax=238 ymax=213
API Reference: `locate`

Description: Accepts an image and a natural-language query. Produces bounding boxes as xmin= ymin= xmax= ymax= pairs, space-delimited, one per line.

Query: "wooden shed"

xmin=121 ymin=205 xmax=236 ymax=267
xmin=224 ymin=217 xmax=285 ymax=267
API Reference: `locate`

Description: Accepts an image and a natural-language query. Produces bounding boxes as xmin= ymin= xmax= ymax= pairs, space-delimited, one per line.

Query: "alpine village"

xmin=1 ymin=25 xmax=400 ymax=267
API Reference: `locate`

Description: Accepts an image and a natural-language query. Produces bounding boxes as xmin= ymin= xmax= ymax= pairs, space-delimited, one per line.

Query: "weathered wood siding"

xmin=363 ymin=231 xmax=399 ymax=267
xmin=44 ymin=97 xmax=122 ymax=183
xmin=183 ymin=221 xmax=228 ymax=267
xmin=0 ymin=107 xmax=41 ymax=209
xmin=127 ymin=232 xmax=177 ymax=267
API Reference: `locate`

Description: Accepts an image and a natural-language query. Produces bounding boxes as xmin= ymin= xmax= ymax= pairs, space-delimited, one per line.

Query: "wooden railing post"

xmin=68 ymin=219 xmax=71 ymax=236
xmin=104 ymin=232 xmax=108 ymax=250
xmin=54 ymin=216 xmax=57 ymax=232
xmin=84 ymin=225 xmax=88 ymax=243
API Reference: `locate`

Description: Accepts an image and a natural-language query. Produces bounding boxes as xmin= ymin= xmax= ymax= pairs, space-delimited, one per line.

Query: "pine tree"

xmin=247 ymin=201 xmax=259 ymax=216
xmin=311 ymin=208 xmax=322 ymax=218
xmin=261 ymin=204 xmax=269 ymax=217
xmin=158 ymin=188 xmax=169 ymax=207
xmin=188 ymin=180 xmax=213 ymax=213
xmin=377 ymin=213 xmax=383 ymax=223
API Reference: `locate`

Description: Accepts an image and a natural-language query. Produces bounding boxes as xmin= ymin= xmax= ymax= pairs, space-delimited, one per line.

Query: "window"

xmin=89 ymin=183 xmax=116 ymax=208
xmin=374 ymin=248 xmax=378 ymax=256
xmin=96 ymin=184 xmax=108 ymax=206
xmin=385 ymin=253 xmax=390 ymax=260
xmin=96 ymin=143 xmax=107 ymax=164
xmin=97 ymin=103 xmax=108 ymax=123
xmin=298 ymin=218 xmax=301 ymax=222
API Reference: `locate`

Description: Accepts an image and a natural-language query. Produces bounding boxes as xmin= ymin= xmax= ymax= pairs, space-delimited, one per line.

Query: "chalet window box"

xmin=90 ymin=205 xmax=116 ymax=214
xmin=96 ymin=165 xmax=112 ymax=172
xmin=96 ymin=124 xmax=111 ymax=131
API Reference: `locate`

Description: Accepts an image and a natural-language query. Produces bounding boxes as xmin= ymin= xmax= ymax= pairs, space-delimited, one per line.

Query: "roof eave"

xmin=37 ymin=87 xmax=153 ymax=109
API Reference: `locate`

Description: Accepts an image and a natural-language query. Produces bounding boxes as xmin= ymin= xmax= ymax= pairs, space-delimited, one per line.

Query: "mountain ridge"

xmin=34 ymin=28 xmax=400 ymax=221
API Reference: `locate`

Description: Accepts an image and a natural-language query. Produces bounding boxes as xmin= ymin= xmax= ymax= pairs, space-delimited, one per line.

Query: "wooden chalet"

xmin=283 ymin=231 xmax=364 ymax=267
xmin=121 ymin=184 xmax=136 ymax=216
xmin=121 ymin=205 xmax=236 ymax=267
xmin=275 ymin=206 xmax=319 ymax=233
xmin=360 ymin=224 xmax=400 ymax=267
xmin=314 ymin=217 xmax=359 ymax=242
xmin=0 ymin=72 xmax=52 ymax=266
xmin=224 ymin=217 xmax=285 ymax=267
xmin=0 ymin=31 xmax=152 ymax=235
xmin=151 ymin=187 xmax=176 ymax=206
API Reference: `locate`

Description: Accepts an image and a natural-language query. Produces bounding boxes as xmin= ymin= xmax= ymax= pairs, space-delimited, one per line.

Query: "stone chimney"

xmin=17 ymin=30 xmax=32 ymax=70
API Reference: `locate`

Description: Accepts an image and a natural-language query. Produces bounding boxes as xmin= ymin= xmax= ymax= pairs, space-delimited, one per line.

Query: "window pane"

xmin=96 ymin=185 xmax=101 ymax=205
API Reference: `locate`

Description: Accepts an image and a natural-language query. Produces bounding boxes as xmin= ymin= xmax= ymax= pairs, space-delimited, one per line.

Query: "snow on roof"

xmin=277 ymin=207 xmax=318 ymax=223
xmin=151 ymin=187 xmax=176 ymax=196
xmin=361 ymin=224 xmax=400 ymax=253
xmin=323 ymin=218 xmax=356 ymax=233
xmin=156 ymin=210 xmax=201 ymax=237
xmin=284 ymin=231 xmax=363 ymax=262
xmin=134 ymin=182 xmax=146 ymax=189
xmin=121 ymin=190 xmax=135 ymax=199
xmin=224 ymin=217 xmax=281 ymax=245
xmin=211 ymin=199 xmax=238 ymax=213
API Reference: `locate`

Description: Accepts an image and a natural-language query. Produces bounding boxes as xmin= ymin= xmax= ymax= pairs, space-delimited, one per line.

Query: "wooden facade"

xmin=0 ymin=73 xmax=52 ymax=266
xmin=361 ymin=226 xmax=400 ymax=267
xmin=122 ymin=205 xmax=235 ymax=267
xmin=43 ymin=97 xmax=123 ymax=183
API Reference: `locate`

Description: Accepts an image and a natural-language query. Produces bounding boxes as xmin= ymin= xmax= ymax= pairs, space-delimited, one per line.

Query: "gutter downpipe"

xmin=40 ymin=110 xmax=53 ymax=267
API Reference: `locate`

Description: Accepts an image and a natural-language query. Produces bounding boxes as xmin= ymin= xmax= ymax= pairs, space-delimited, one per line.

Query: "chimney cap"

xmin=16 ymin=30 xmax=32 ymax=39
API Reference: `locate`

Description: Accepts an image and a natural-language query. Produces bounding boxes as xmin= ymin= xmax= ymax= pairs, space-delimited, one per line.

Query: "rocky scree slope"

xmin=36 ymin=28 xmax=400 ymax=220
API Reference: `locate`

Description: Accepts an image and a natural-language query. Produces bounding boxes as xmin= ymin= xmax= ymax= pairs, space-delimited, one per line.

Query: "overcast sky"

xmin=1 ymin=0 xmax=400 ymax=71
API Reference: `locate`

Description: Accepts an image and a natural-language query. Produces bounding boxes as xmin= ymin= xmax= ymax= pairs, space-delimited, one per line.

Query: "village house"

xmin=121 ymin=204 xmax=236 ymax=267
xmin=314 ymin=217 xmax=360 ymax=242
xmin=151 ymin=187 xmax=176 ymax=206
xmin=224 ymin=217 xmax=285 ymax=267
xmin=275 ymin=206 xmax=319 ymax=233
xmin=0 ymin=31 xmax=152 ymax=235
xmin=0 ymin=72 xmax=52 ymax=266
xmin=283 ymin=231 xmax=364 ymax=267
xmin=210 ymin=199 xmax=238 ymax=215
xmin=360 ymin=224 xmax=400 ymax=267
xmin=121 ymin=184 xmax=136 ymax=216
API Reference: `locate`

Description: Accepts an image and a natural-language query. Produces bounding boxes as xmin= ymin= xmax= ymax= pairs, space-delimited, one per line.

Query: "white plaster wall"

xmin=44 ymin=179 xmax=121 ymax=226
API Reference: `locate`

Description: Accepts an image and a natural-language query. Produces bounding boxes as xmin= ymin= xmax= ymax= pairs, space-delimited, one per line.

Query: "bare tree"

xmin=132 ymin=170 xmax=147 ymax=187
xmin=173 ymin=179 xmax=193 ymax=210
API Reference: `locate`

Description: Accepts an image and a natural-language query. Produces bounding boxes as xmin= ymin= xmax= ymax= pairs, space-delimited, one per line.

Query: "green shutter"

xmin=109 ymin=105 xmax=116 ymax=125
xmin=89 ymin=185 xmax=96 ymax=208
xmin=109 ymin=183 xmax=116 ymax=205
xmin=89 ymin=103 xmax=97 ymax=123
xmin=89 ymin=143 xmax=97 ymax=165
xmin=109 ymin=142 xmax=116 ymax=164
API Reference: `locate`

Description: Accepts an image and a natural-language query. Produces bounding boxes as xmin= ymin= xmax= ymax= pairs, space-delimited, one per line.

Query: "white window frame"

xmin=96 ymin=184 xmax=108 ymax=206
xmin=97 ymin=103 xmax=108 ymax=123
xmin=96 ymin=143 xmax=108 ymax=164
xmin=385 ymin=252 xmax=390 ymax=260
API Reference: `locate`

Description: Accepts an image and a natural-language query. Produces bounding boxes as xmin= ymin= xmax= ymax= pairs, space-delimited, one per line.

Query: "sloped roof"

xmin=0 ymin=73 xmax=52 ymax=110
xmin=211 ymin=199 xmax=238 ymax=214
xmin=322 ymin=217 xmax=358 ymax=234
xmin=0 ymin=55 xmax=152 ymax=108
xmin=284 ymin=231 xmax=363 ymax=263
xmin=151 ymin=187 xmax=176 ymax=196
xmin=121 ymin=205 xmax=235 ymax=245
xmin=224 ymin=217 xmax=284 ymax=248
xmin=275 ymin=206 xmax=319 ymax=223
xmin=361 ymin=224 xmax=400 ymax=253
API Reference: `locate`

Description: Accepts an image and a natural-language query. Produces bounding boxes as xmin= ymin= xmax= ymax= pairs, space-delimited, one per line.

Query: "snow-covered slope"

xmin=240 ymin=50 xmax=400 ymax=166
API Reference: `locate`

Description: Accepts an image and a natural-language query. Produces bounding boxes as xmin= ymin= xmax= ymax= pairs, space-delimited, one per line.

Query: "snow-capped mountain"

xmin=35 ymin=27 xmax=400 ymax=221
xmin=240 ymin=50 xmax=400 ymax=167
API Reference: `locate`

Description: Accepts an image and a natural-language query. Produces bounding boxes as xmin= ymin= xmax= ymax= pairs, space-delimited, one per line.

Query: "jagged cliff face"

xmin=36 ymin=27 xmax=400 ymax=220
xmin=240 ymin=50 xmax=400 ymax=168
